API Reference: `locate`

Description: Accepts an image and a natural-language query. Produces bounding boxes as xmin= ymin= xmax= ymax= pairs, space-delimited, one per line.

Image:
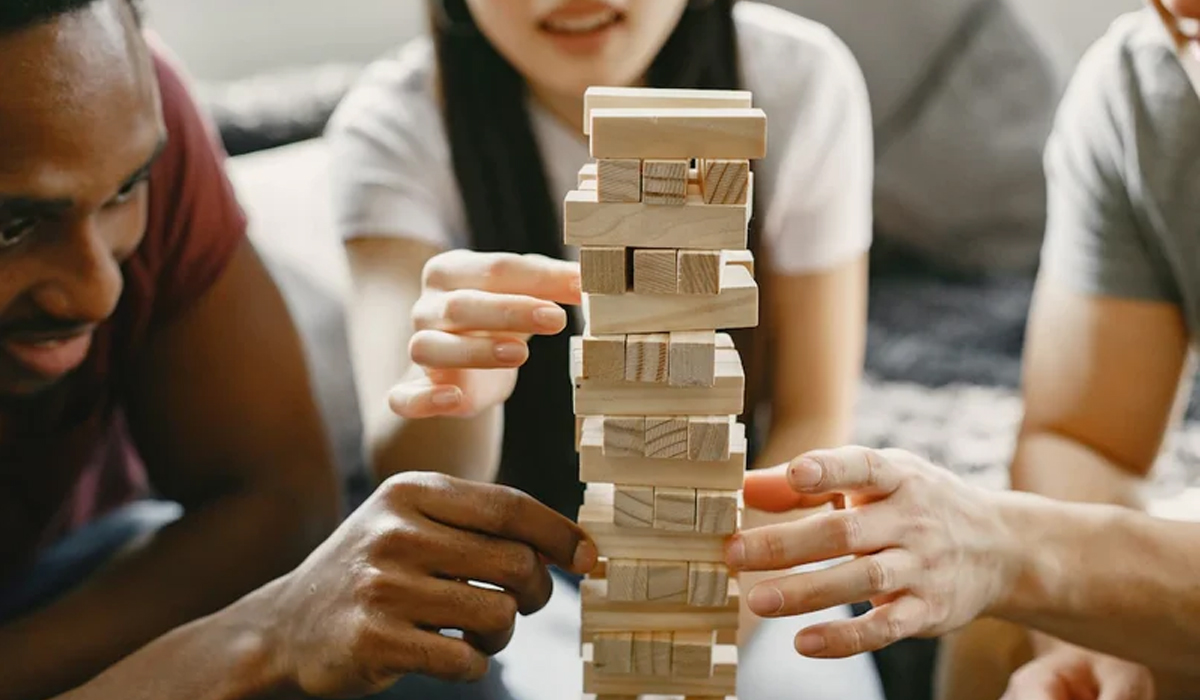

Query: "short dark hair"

xmin=0 ymin=0 xmax=141 ymax=34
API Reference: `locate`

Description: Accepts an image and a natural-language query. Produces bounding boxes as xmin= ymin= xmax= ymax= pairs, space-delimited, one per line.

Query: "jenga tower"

xmin=567 ymin=87 xmax=765 ymax=700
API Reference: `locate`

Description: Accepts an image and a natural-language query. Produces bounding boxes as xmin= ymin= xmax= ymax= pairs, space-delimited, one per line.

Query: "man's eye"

xmin=110 ymin=179 xmax=145 ymax=205
xmin=0 ymin=217 xmax=37 ymax=249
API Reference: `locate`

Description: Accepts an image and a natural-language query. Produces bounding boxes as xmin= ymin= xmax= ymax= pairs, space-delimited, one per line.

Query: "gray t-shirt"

xmin=1041 ymin=8 xmax=1200 ymax=334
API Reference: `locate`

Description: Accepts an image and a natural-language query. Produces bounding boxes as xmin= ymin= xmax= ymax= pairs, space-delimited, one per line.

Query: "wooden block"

xmin=602 ymin=416 xmax=645 ymax=458
xmin=593 ymin=633 xmax=633 ymax=675
xmin=669 ymin=331 xmax=717 ymax=387
xmin=642 ymin=159 xmax=688 ymax=206
xmin=632 ymin=249 xmax=679 ymax=295
xmin=631 ymin=632 xmax=654 ymax=676
xmin=689 ymin=416 xmax=732 ymax=461
xmin=723 ymin=249 xmax=754 ymax=277
xmin=645 ymin=560 xmax=689 ymax=603
xmin=583 ymin=86 xmax=752 ymax=135
xmin=624 ymin=333 xmax=668 ymax=383
xmin=678 ymin=250 xmax=721 ymax=295
xmin=580 ymin=579 xmax=740 ymax=637
xmin=582 ymin=334 xmax=625 ymax=382
xmin=580 ymin=178 xmax=597 ymax=192
xmin=580 ymin=246 xmax=628 ymax=295
xmin=584 ymin=263 xmax=758 ymax=335
xmin=699 ymin=159 xmax=750 ymax=205
xmin=644 ymin=416 xmax=688 ymax=459
xmin=654 ymin=487 xmax=697 ymax=531
xmin=583 ymin=645 xmax=738 ymax=696
xmin=613 ymin=486 xmax=654 ymax=529
xmin=606 ymin=559 xmax=647 ymax=602
xmin=651 ymin=631 xmax=673 ymax=676
xmin=672 ymin=631 xmax=715 ymax=678
xmin=688 ymin=563 xmax=730 ymax=607
xmin=578 ymin=162 xmax=597 ymax=186
xmin=575 ymin=415 xmax=584 ymax=452
xmin=696 ymin=490 xmax=739 ymax=535
xmin=589 ymin=108 xmax=767 ymax=160
xmin=563 ymin=188 xmax=748 ymax=250
xmin=597 ymin=159 xmax=641 ymax=203
xmin=579 ymin=417 xmax=748 ymax=490
xmin=579 ymin=501 xmax=728 ymax=563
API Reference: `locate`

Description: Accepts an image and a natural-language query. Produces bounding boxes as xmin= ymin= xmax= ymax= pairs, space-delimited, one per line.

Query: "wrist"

xmin=984 ymin=490 xmax=1051 ymax=621
xmin=209 ymin=577 xmax=295 ymax=699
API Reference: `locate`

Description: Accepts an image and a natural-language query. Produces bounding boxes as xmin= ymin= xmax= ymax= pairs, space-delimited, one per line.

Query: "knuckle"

xmin=422 ymin=255 xmax=454 ymax=289
xmin=443 ymin=641 xmax=482 ymax=679
xmin=883 ymin=608 xmax=908 ymax=643
xmin=407 ymin=331 xmax=440 ymax=365
xmin=477 ymin=484 xmax=523 ymax=532
xmin=482 ymin=253 xmax=522 ymax=285
xmin=863 ymin=449 xmax=885 ymax=488
xmin=481 ymin=592 xmax=520 ymax=632
xmin=865 ymin=557 xmax=894 ymax=595
xmin=828 ymin=512 xmax=862 ymax=552
xmin=351 ymin=566 xmax=393 ymax=607
xmin=441 ymin=289 xmax=480 ymax=324
xmin=761 ymin=529 xmax=789 ymax=565
xmin=496 ymin=545 xmax=540 ymax=584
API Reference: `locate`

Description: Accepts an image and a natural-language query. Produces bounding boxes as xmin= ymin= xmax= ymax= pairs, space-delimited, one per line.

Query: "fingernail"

xmin=494 ymin=342 xmax=525 ymax=363
xmin=431 ymin=388 xmax=461 ymax=407
xmin=725 ymin=538 xmax=745 ymax=569
xmin=533 ymin=307 xmax=563 ymax=330
xmin=572 ymin=540 xmax=597 ymax=573
xmin=797 ymin=631 xmax=827 ymax=656
xmin=788 ymin=458 xmax=823 ymax=490
xmin=747 ymin=586 xmax=784 ymax=615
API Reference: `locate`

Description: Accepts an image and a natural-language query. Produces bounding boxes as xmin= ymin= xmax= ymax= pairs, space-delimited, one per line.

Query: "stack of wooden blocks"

xmin=568 ymin=86 xmax=766 ymax=700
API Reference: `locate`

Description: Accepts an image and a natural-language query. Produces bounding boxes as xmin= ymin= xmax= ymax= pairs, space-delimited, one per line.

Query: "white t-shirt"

xmin=326 ymin=1 xmax=873 ymax=276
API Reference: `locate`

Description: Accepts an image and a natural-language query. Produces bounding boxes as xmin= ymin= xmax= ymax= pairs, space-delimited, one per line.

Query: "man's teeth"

xmin=545 ymin=9 xmax=617 ymax=33
xmin=1181 ymin=17 xmax=1200 ymax=38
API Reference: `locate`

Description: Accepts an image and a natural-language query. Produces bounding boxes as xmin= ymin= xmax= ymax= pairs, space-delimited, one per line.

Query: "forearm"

xmin=996 ymin=491 xmax=1200 ymax=673
xmin=370 ymin=398 xmax=503 ymax=484
xmin=1011 ymin=429 xmax=1147 ymax=508
xmin=0 ymin=490 xmax=322 ymax=700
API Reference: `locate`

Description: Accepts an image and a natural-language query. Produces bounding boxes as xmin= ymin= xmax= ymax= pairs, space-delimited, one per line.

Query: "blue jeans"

xmin=0 ymin=501 xmax=513 ymax=700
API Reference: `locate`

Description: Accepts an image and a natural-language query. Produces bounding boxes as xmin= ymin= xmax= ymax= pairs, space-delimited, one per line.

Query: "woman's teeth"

xmin=544 ymin=9 xmax=618 ymax=34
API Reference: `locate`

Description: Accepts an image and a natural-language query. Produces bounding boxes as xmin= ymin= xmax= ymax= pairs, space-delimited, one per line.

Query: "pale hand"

xmin=388 ymin=250 xmax=580 ymax=419
xmin=728 ymin=447 xmax=1015 ymax=658
xmin=1002 ymin=644 xmax=1155 ymax=700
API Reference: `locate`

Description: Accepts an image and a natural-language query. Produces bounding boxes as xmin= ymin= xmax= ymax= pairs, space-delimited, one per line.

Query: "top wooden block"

xmin=582 ymin=86 xmax=752 ymax=135
xmin=589 ymin=108 xmax=767 ymax=160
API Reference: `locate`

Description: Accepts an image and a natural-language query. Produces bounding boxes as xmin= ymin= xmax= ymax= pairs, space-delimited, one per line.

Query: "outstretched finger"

xmin=388 ymin=377 xmax=468 ymax=419
xmin=409 ymin=330 xmax=529 ymax=370
xmin=794 ymin=594 xmax=928 ymax=658
xmin=743 ymin=464 xmax=844 ymax=512
xmin=744 ymin=549 xmax=917 ymax=617
xmin=412 ymin=289 xmax=569 ymax=335
xmin=787 ymin=447 xmax=904 ymax=498
xmin=423 ymin=251 xmax=581 ymax=305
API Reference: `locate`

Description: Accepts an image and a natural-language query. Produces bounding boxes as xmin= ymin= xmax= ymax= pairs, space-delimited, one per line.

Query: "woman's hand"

xmin=728 ymin=447 xmax=1017 ymax=658
xmin=1002 ymin=643 xmax=1155 ymax=700
xmin=387 ymin=250 xmax=580 ymax=419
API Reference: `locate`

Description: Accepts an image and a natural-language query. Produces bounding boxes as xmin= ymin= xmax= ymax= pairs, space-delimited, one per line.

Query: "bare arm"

xmin=345 ymin=236 xmax=503 ymax=484
xmin=0 ymin=242 xmax=341 ymax=700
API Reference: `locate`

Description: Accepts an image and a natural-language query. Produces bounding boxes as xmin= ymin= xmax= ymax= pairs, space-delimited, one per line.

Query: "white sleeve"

xmin=762 ymin=28 xmax=874 ymax=275
xmin=325 ymin=57 xmax=462 ymax=250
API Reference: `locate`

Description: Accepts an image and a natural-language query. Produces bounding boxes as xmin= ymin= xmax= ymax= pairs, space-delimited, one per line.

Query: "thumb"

xmin=743 ymin=464 xmax=840 ymax=512
xmin=1095 ymin=669 xmax=1154 ymax=700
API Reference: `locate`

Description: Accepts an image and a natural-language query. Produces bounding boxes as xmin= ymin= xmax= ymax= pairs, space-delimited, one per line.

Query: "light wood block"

xmin=578 ymin=162 xmax=597 ymax=186
xmin=645 ymin=416 xmax=688 ymax=459
xmin=575 ymin=415 xmax=585 ymax=452
xmin=631 ymin=632 xmax=654 ymax=676
xmin=584 ymin=264 xmax=758 ymax=335
xmin=623 ymin=333 xmax=668 ymax=383
xmin=689 ymin=416 xmax=733 ymax=461
xmin=602 ymin=417 xmax=645 ymax=458
xmin=593 ymin=633 xmax=633 ymax=675
xmin=583 ymin=86 xmax=752 ymax=135
xmin=597 ymin=159 xmax=641 ymax=203
xmin=696 ymin=490 xmax=739 ymax=535
xmin=688 ymin=563 xmax=730 ymax=607
xmin=589 ymin=108 xmax=767 ymax=160
xmin=579 ymin=500 xmax=728 ymax=563
xmin=672 ymin=631 xmax=715 ymax=678
xmin=579 ymin=417 xmax=747 ymax=490
xmin=632 ymin=249 xmax=679 ymax=295
xmin=645 ymin=560 xmax=689 ymax=603
xmin=563 ymin=188 xmax=748 ymax=251
xmin=699 ymin=159 xmax=750 ymax=205
xmin=669 ymin=331 xmax=717 ymax=387
xmin=580 ymin=178 xmax=597 ymax=192
xmin=613 ymin=486 xmax=654 ymax=529
xmin=580 ymin=246 xmax=628 ymax=295
xmin=654 ymin=487 xmax=697 ymax=531
xmin=678 ymin=250 xmax=721 ymax=295
xmin=583 ymin=645 xmax=738 ymax=696
xmin=642 ymin=159 xmax=689 ymax=206
xmin=723 ymin=249 xmax=754 ymax=277
xmin=651 ymin=631 xmax=673 ymax=677
xmin=572 ymin=336 xmax=745 ymax=416
xmin=581 ymin=335 xmax=625 ymax=382
xmin=606 ymin=559 xmax=648 ymax=602
xmin=580 ymin=579 xmax=740 ymax=638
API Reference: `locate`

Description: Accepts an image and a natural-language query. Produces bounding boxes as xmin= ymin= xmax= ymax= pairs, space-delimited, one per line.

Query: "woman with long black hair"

xmin=328 ymin=1 xmax=880 ymax=697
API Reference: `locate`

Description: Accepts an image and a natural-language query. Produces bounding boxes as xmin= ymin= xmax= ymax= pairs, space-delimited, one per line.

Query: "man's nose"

xmin=31 ymin=219 xmax=124 ymax=325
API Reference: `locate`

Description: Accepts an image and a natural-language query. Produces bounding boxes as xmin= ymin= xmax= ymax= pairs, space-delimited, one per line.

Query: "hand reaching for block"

xmin=389 ymin=250 xmax=580 ymax=419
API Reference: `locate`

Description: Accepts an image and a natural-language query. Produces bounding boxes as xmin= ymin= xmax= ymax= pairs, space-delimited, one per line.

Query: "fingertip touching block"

xmin=668 ymin=331 xmax=717 ymax=387
xmin=678 ymin=250 xmax=722 ymax=295
xmin=597 ymin=159 xmax=642 ymax=203
xmin=696 ymin=490 xmax=739 ymax=535
xmin=632 ymin=249 xmax=679 ymax=294
xmin=699 ymin=159 xmax=750 ymax=205
xmin=688 ymin=416 xmax=732 ymax=461
xmin=654 ymin=487 xmax=697 ymax=531
xmin=624 ymin=333 xmax=669 ymax=383
xmin=687 ymin=562 xmax=730 ymax=607
xmin=582 ymin=334 xmax=626 ymax=382
xmin=581 ymin=246 xmax=628 ymax=295
xmin=644 ymin=416 xmax=688 ymax=459
xmin=602 ymin=416 xmax=645 ymax=457
xmin=645 ymin=560 xmax=689 ymax=603
xmin=642 ymin=159 xmax=688 ymax=206
xmin=614 ymin=485 xmax=654 ymax=528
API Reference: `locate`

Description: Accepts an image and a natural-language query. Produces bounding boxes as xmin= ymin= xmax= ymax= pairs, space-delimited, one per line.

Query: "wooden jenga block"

xmin=589 ymin=108 xmax=768 ymax=160
xmin=564 ymin=188 xmax=749 ymax=250
xmin=699 ymin=159 xmax=750 ymax=204
xmin=613 ymin=486 xmax=654 ymax=529
xmin=593 ymin=633 xmax=633 ymax=675
xmin=575 ymin=415 xmax=584 ymax=452
xmin=580 ymin=246 xmax=628 ymax=295
xmin=632 ymin=249 xmax=679 ymax=294
xmin=624 ymin=333 xmax=668 ymax=382
xmin=577 ymin=162 xmax=597 ymax=186
xmin=678 ymin=250 xmax=721 ymax=295
xmin=631 ymin=632 xmax=654 ymax=676
xmin=688 ymin=563 xmax=730 ymax=607
xmin=644 ymin=416 xmax=688 ymax=459
xmin=645 ymin=560 xmax=689 ymax=603
xmin=602 ymin=416 xmax=645 ymax=457
xmin=580 ymin=417 xmax=748 ymax=490
xmin=654 ymin=487 xmax=697 ymax=531
xmin=724 ymin=249 xmax=754 ymax=277
xmin=583 ymin=86 xmax=752 ymax=135
xmin=580 ymin=578 xmax=740 ymax=638
xmin=579 ymin=178 xmax=597 ymax=192
xmin=585 ymin=263 xmax=758 ymax=335
xmin=668 ymin=331 xmax=717 ymax=387
xmin=642 ymin=159 xmax=688 ymax=205
xmin=582 ymin=334 xmax=625 ymax=381
xmin=597 ymin=159 xmax=641 ymax=203
xmin=672 ymin=631 xmax=715 ymax=678
xmin=696 ymin=490 xmax=739 ymax=534
xmin=607 ymin=559 xmax=648 ymax=602
xmin=650 ymin=631 xmax=673 ymax=676
xmin=689 ymin=416 xmax=732 ymax=461
xmin=583 ymin=645 xmax=738 ymax=696
xmin=579 ymin=500 xmax=725 ymax=563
